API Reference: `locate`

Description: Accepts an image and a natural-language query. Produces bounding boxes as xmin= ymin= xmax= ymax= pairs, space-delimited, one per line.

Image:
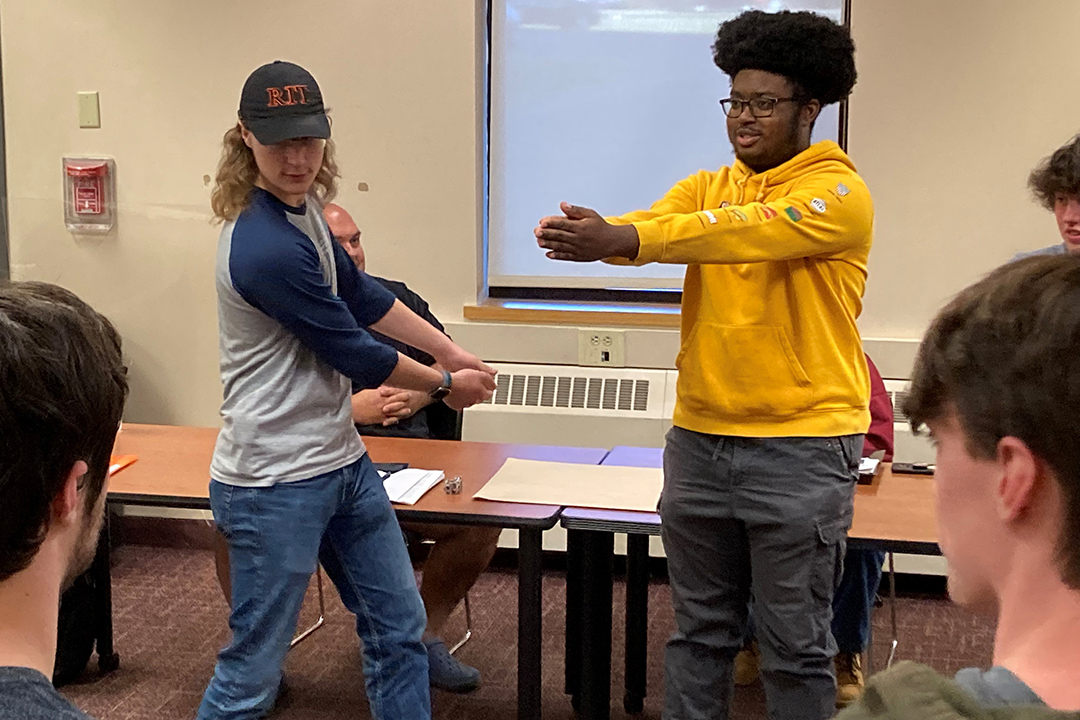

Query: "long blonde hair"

xmin=210 ymin=123 xmax=340 ymax=223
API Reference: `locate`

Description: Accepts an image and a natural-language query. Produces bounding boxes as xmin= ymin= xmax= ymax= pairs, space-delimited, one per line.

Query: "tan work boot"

xmin=734 ymin=639 xmax=761 ymax=686
xmin=834 ymin=651 xmax=865 ymax=707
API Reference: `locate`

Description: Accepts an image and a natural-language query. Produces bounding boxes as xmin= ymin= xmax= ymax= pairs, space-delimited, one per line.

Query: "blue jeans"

xmin=831 ymin=548 xmax=885 ymax=653
xmin=197 ymin=455 xmax=430 ymax=720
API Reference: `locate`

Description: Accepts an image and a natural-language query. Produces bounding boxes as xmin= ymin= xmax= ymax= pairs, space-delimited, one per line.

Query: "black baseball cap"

xmin=238 ymin=61 xmax=331 ymax=145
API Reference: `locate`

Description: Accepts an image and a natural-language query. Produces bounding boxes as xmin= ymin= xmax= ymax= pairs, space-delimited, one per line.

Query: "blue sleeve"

xmin=331 ymin=240 xmax=398 ymax=326
xmin=229 ymin=219 xmax=400 ymax=389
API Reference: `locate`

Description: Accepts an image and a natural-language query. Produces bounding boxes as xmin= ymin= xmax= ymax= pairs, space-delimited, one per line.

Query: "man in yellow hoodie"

xmin=536 ymin=10 xmax=871 ymax=720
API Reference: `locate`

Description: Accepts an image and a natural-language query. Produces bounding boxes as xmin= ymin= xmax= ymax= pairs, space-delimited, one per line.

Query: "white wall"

xmin=849 ymin=0 xmax=1080 ymax=338
xmin=3 ymin=0 xmax=1078 ymax=424
xmin=1 ymin=0 xmax=486 ymax=425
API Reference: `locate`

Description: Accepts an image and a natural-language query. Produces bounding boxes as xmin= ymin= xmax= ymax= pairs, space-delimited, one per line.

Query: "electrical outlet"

xmin=577 ymin=329 xmax=626 ymax=367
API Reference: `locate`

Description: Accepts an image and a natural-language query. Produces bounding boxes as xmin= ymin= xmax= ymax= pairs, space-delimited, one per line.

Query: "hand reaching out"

xmin=534 ymin=202 xmax=640 ymax=262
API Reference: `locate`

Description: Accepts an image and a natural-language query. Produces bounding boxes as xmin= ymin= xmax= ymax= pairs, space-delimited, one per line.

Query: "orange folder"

xmin=108 ymin=454 xmax=138 ymax=476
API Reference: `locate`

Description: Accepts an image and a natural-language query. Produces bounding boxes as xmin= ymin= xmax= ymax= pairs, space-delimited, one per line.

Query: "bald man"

xmin=325 ymin=204 xmax=450 ymax=439
xmin=324 ymin=203 xmax=501 ymax=694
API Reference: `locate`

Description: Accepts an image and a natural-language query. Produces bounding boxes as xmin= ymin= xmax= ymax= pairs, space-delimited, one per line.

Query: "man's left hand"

xmin=535 ymin=202 xmax=640 ymax=262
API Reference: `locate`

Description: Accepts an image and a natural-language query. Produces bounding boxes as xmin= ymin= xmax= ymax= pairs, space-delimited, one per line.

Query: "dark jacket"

xmin=353 ymin=275 xmax=460 ymax=440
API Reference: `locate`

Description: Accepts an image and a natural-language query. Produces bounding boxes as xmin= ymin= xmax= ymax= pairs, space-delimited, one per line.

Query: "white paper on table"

xmin=474 ymin=458 xmax=663 ymax=512
xmin=859 ymin=457 xmax=881 ymax=475
xmin=382 ymin=468 xmax=445 ymax=505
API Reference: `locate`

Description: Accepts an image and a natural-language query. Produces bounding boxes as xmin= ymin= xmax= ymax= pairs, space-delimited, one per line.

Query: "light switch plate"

xmin=78 ymin=92 xmax=100 ymax=128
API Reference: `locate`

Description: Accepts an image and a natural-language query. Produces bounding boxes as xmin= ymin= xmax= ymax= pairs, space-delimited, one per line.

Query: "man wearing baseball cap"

xmin=238 ymin=60 xmax=331 ymax=144
xmin=201 ymin=60 xmax=495 ymax=720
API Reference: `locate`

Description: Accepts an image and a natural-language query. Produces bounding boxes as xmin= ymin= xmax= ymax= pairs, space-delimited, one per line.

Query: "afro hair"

xmin=1029 ymin=135 xmax=1080 ymax=211
xmin=712 ymin=10 xmax=856 ymax=106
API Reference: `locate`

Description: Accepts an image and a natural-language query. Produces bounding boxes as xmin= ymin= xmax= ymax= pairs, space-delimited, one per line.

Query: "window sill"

xmin=463 ymin=300 xmax=680 ymax=328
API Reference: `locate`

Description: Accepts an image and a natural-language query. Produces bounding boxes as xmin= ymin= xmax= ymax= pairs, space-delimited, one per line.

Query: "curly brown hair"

xmin=904 ymin=254 xmax=1080 ymax=588
xmin=1028 ymin=135 xmax=1080 ymax=211
xmin=210 ymin=123 xmax=340 ymax=223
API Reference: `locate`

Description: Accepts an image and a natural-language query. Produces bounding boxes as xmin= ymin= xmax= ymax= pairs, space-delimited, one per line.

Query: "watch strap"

xmin=429 ymin=369 xmax=452 ymax=401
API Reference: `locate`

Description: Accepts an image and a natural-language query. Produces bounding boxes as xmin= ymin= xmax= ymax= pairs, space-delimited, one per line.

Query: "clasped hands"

xmin=353 ymin=385 xmax=433 ymax=427
xmin=534 ymin=202 xmax=639 ymax=262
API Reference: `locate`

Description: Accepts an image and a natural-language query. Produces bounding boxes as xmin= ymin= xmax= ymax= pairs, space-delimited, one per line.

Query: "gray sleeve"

xmin=954 ymin=667 xmax=1045 ymax=707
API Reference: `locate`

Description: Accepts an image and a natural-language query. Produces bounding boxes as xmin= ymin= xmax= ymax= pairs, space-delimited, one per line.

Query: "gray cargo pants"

xmin=660 ymin=426 xmax=862 ymax=720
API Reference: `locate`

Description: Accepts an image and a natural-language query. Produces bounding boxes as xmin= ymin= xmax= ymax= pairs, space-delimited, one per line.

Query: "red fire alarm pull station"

xmin=63 ymin=157 xmax=116 ymax=233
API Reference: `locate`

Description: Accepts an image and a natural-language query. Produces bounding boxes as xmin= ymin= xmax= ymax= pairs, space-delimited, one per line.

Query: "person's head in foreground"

xmin=211 ymin=60 xmax=339 ymax=221
xmin=713 ymin=9 xmax=856 ymax=173
xmin=324 ymin=202 xmax=365 ymax=271
xmin=0 ymin=282 xmax=128 ymax=677
xmin=1029 ymin=135 xmax=1080 ymax=254
xmin=893 ymin=254 xmax=1080 ymax=711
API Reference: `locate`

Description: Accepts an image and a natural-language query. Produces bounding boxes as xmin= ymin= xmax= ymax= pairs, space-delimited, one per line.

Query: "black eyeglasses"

xmin=719 ymin=97 xmax=800 ymax=119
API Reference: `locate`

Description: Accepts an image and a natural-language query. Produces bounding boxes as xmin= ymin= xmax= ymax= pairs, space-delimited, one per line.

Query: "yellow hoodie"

xmin=609 ymin=140 xmax=873 ymax=437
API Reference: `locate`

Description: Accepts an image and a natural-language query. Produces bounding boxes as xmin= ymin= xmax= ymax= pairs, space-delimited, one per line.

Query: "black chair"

xmin=420 ymin=400 xmax=464 ymax=442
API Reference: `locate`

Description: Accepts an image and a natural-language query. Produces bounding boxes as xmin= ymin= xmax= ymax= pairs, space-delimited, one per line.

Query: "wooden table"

xmin=562 ymin=447 xmax=940 ymax=720
xmin=849 ymin=466 xmax=938 ymax=555
xmin=109 ymin=423 xmax=608 ymax=720
xmin=110 ymin=425 xmax=219 ymax=508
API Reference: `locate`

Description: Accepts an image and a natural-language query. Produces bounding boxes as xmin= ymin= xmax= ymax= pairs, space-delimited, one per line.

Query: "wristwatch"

xmin=429 ymin=369 xmax=452 ymax=401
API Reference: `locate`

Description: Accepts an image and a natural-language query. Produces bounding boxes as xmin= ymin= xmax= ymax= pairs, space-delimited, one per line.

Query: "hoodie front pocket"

xmin=676 ymin=323 xmax=813 ymax=419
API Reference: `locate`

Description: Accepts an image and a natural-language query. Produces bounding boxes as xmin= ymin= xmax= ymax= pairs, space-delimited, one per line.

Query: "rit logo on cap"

xmin=266 ymin=85 xmax=309 ymax=108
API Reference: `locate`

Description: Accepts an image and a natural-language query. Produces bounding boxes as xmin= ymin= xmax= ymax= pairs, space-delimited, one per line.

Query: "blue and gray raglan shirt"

xmin=211 ymin=187 xmax=400 ymax=487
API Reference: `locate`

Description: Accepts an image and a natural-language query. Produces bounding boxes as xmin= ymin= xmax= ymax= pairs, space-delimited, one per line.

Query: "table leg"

xmin=866 ymin=603 xmax=875 ymax=676
xmin=624 ymin=534 xmax=649 ymax=714
xmin=95 ymin=510 xmax=119 ymax=673
xmin=565 ymin=529 xmax=586 ymax=703
xmin=519 ymin=527 xmax=544 ymax=720
xmin=579 ymin=530 xmax=614 ymax=720
xmin=886 ymin=552 xmax=899 ymax=669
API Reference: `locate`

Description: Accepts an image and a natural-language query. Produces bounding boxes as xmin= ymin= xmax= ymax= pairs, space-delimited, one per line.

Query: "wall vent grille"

xmin=486 ymin=373 xmax=651 ymax=412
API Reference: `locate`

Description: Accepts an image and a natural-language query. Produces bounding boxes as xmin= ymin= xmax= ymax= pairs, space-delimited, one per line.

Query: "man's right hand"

xmin=438 ymin=344 xmax=497 ymax=377
xmin=445 ymin=369 xmax=497 ymax=411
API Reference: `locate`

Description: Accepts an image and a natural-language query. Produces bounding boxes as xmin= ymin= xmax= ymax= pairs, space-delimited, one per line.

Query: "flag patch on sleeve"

xmin=784 ymin=207 xmax=803 ymax=222
xmin=810 ymin=198 xmax=826 ymax=213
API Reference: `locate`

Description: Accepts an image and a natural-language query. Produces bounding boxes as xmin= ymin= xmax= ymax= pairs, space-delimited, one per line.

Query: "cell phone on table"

xmin=374 ymin=462 xmax=409 ymax=477
xmin=891 ymin=462 xmax=934 ymax=475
